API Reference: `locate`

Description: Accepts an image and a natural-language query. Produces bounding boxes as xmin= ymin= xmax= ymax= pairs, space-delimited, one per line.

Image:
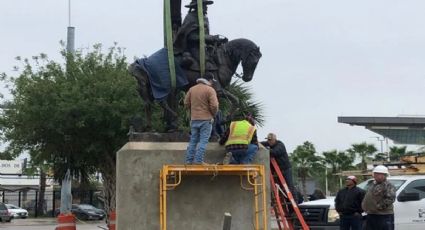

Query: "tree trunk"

xmin=101 ymin=153 xmax=116 ymax=213
xmin=37 ymin=170 xmax=46 ymax=216
xmin=301 ymin=175 xmax=309 ymax=202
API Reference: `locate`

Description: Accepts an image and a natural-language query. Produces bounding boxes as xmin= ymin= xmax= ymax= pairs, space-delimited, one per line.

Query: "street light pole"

xmin=325 ymin=166 xmax=329 ymax=196
xmin=385 ymin=138 xmax=390 ymax=162
xmin=371 ymin=136 xmax=384 ymax=153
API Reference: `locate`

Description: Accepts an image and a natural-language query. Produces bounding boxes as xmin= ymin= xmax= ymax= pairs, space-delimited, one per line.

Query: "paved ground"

xmin=0 ymin=218 xmax=107 ymax=229
xmin=0 ymin=217 xmax=278 ymax=229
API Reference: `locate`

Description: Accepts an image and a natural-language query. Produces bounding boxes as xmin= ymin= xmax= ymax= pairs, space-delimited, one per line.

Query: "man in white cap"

xmin=362 ymin=165 xmax=396 ymax=230
xmin=335 ymin=175 xmax=365 ymax=230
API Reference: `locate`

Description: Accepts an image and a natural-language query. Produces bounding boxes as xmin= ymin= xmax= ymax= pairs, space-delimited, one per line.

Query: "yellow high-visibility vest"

xmin=225 ymin=120 xmax=256 ymax=146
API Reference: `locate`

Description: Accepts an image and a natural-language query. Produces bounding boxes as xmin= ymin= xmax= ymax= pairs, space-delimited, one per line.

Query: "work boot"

xmin=223 ymin=152 xmax=232 ymax=165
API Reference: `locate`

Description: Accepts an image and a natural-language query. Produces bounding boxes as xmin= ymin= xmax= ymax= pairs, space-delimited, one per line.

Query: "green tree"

xmin=291 ymin=141 xmax=323 ymax=201
xmin=224 ymin=80 xmax=264 ymax=126
xmin=323 ymin=150 xmax=355 ymax=193
xmin=0 ymin=44 xmax=143 ymax=212
xmin=374 ymin=152 xmax=388 ymax=162
xmin=347 ymin=142 xmax=377 ymax=171
xmin=389 ymin=146 xmax=407 ymax=161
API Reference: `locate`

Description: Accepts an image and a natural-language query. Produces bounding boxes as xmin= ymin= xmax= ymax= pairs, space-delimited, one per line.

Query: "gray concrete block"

xmin=117 ymin=142 xmax=270 ymax=230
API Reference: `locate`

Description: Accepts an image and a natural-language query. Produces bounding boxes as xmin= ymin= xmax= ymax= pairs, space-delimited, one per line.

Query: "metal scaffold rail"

xmin=159 ymin=164 xmax=268 ymax=230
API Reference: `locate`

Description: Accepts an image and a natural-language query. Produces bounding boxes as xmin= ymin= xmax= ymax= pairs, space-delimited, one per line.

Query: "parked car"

xmin=71 ymin=204 xmax=105 ymax=220
xmin=5 ymin=204 xmax=28 ymax=219
xmin=0 ymin=203 xmax=13 ymax=222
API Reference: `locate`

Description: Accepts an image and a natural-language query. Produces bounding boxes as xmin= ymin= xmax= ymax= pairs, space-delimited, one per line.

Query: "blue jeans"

xmin=230 ymin=144 xmax=258 ymax=164
xmin=340 ymin=214 xmax=362 ymax=230
xmin=185 ymin=120 xmax=212 ymax=163
xmin=365 ymin=214 xmax=394 ymax=230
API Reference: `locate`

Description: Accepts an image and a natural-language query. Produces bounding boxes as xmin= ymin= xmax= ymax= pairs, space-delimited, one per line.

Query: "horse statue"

xmin=129 ymin=38 xmax=262 ymax=132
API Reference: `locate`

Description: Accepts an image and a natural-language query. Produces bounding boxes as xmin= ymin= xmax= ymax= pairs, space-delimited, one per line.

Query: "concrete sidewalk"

xmin=10 ymin=218 xmax=56 ymax=226
xmin=0 ymin=218 xmax=106 ymax=230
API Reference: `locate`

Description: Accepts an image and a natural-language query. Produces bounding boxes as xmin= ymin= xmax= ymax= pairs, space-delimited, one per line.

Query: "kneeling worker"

xmin=219 ymin=115 xmax=258 ymax=164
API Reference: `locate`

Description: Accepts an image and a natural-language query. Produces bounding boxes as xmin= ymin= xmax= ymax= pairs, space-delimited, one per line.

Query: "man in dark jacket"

xmin=335 ymin=175 xmax=365 ymax=230
xmin=261 ymin=133 xmax=295 ymax=196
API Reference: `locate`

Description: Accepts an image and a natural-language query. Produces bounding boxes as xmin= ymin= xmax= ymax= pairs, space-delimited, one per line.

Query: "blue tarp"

xmin=135 ymin=48 xmax=188 ymax=101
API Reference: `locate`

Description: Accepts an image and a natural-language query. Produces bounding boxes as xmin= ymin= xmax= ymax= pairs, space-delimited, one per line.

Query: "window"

xmin=400 ymin=179 xmax=425 ymax=200
xmin=0 ymin=203 xmax=7 ymax=211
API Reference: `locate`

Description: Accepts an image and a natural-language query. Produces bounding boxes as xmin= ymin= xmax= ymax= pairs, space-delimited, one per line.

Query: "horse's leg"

xmin=129 ymin=63 xmax=154 ymax=131
xmin=160 ymin=90 xmax=179 ymax=132
xmin=145 ymin=101 xmax=152 ymax=131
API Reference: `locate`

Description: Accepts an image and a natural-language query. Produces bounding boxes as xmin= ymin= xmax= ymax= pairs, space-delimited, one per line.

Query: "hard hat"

xmin=346 ymin=175 xmax=357 ymax=184
xmin=373 ymin=165 xmax=389 ymax=175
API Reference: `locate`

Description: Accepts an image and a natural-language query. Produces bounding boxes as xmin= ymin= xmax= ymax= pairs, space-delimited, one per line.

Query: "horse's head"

xmin=225 ymin=38 xmax=262 ymax=82
xmin=241 ymin=45 xmax=262 ymax=82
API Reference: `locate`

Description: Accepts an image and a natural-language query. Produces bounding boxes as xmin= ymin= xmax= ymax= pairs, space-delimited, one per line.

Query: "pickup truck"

xmin=295 ymin=175 xmax=425 ymax=230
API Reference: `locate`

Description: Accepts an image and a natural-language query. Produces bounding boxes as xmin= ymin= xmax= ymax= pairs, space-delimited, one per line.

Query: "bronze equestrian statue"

xmin=129 ymin=0 xmax=262 ymax=132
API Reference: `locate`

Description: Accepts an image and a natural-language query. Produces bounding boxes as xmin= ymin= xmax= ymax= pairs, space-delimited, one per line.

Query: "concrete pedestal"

xmin=116 ymin=142 xmax=270 ymax=230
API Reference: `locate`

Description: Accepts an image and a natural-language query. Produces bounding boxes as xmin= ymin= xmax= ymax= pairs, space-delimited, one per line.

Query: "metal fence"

xmin=1 ymin=189 xmax=103 ymax=217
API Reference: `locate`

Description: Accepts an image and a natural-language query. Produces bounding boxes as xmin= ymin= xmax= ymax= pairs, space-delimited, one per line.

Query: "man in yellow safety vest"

xmin=219 ymin=115 xmax=258 ymax=164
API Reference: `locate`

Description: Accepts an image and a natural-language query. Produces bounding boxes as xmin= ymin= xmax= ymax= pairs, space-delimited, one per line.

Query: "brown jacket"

xmin=184 ymin=81 xmax=219 ymax=120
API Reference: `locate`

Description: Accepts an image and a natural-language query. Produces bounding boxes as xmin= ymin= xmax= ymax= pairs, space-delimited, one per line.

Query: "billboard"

xmin=0 ymin=160 xmax=23 ymax=174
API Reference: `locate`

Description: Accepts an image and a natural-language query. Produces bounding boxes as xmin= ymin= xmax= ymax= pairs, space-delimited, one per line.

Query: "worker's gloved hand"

xmin=212 ymin=35 xmax=228 ymax=44
xmin=216 ymin=35 xmax=229 ymax=43
xmin=219 ymin=36 xmax=228 ymax=43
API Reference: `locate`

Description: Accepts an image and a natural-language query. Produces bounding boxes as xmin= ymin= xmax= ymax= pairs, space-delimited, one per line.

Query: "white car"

xmin=5 ymin=204 xmax=28 ymax=219
xmin=296 ymin=175 xmax=425 ymax=230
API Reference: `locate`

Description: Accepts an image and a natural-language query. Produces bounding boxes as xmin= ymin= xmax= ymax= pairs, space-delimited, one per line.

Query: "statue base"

xmin=116 ymin=142 xmax=271 ymax=230
xmin=129 ymin=131 xmax=190 ymax=142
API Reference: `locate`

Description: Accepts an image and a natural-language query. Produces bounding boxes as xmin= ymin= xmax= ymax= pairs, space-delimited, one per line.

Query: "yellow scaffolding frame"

xmin=159 ymin=164 xmax=268 ymax=230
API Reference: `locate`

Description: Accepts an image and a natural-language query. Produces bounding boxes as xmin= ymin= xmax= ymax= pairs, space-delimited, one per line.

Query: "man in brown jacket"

xmin=184 ymin=72 xmax=219 ymax=164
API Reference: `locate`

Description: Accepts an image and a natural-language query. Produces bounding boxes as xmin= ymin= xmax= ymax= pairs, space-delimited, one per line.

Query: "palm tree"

xmin=337 ymin=151 xmax=356 ymax=171
xmin=323 ymin=150 xmax=355 ymax=193
xmin=373 ymin=152 xmax=387 ymax=162
xmin=222 ymin=80 xmax=264 ymax=126
xmin=291 ymin=141 xmax=323 ymax=201
xmin=347 ymin=142 xmax=377 ymax=171
xmin=389 ymin=146 xmax=407 ymax=161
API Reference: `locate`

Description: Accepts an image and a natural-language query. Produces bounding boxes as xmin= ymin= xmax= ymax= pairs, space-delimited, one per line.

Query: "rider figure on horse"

xmin=173 ymin=0 xmax=228 ymax=72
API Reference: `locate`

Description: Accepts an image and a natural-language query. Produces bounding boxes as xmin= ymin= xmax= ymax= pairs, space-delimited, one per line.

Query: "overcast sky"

xmin=1 ymin=0 xmax=425 ymax=153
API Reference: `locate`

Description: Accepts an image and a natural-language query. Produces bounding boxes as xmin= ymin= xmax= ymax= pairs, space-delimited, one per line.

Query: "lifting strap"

xmin=197 ymin=0 xmax=206 ymax=76
xmin=163 ymin=0 xmax=177 ymax=89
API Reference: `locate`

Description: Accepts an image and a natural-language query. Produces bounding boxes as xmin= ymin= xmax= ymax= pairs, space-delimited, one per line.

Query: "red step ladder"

xmin=270 ymin=158 xmax=309 ymax=230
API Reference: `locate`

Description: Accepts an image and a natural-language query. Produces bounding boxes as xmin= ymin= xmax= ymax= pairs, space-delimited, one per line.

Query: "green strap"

xmin=197 ymin=0 xmax=206 ymax=77
xmin=164 ymin=0 xmax=176 ymax=89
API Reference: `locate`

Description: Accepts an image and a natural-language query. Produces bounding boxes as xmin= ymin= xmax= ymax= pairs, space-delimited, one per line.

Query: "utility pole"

xmin=67 ymin=0 xmax=75 ymax=55
xmin=385 ymin=137 xmax=390 ymax=162
xmin=371 ymin=136 xmax=389 ymax=162
xmin=60 ymin=0 xmax=74 ymax=215
xmin=325 ymin=166 xmax=329 ymax=196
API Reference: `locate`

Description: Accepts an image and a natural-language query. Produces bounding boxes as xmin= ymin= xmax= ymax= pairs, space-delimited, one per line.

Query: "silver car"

xmin=6 ymin=204 xmax=28 ymax=219
xmin=0 ymin=202 xmax=13 ymax=222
